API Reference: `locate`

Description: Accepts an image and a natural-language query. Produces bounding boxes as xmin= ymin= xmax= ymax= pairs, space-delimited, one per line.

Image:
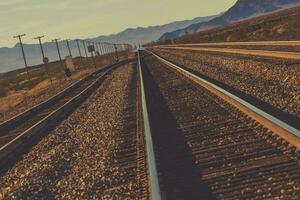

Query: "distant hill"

xmin=159 ymin=0 xmax=300 ymax=41
xmin=167 ymin=5 xmax=300 ymax=44
xmin=0 ymin=15 xmax=216 ymax=73
xmin=92 ymin=15 xmax=217 ymax=46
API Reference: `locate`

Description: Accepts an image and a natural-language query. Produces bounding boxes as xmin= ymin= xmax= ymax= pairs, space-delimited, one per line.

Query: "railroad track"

xmin=0 ymin=60 xmax=129 ymax=172
xmin=161 ymin=41 xmax=300 ymax=47
xmin=138 ymin=50 xmax=300 ymax=199
xmin=153 ymin=41 xmax=300 ymax=56
xmin=102 ymin=62 xmax=151 ymax=199
xmin=156 ymin=46 xmax=300 ymax=60
xmin=0 ymin=61 xmax=152 ymax=199
xmin=100 ymin=58 xmax=157 ymax=199
xmin=1 ymin=51 xmax=299 ymax=199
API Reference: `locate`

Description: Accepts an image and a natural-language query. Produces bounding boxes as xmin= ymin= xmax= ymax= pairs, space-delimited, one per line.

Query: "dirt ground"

xmin=0 ymin=69 xmax=92 ymax=122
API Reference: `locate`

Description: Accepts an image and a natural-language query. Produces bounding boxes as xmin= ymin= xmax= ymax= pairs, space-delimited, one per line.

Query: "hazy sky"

xmin=0 ymin=0 xmax=237 ymax=47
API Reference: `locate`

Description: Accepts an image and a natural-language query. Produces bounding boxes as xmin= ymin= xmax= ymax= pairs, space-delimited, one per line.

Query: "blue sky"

xmin=0 ymin=0 xmax=237 ymax=47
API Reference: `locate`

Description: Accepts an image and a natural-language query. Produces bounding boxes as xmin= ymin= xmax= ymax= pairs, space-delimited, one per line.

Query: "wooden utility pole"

xmin=103 ymin=43 xmax=107 ymax=55
xmin=87 ymin=41 xmax=96 ymax=68
xmin=52 ymin=38 xmax=64 ymax=68
xmin=82 ymin=40 xmax=88 ymax=60
xmin=65 ymin=39 xmax=72 ymax=57
xmin=75 ymin=39 xmax=83 ymax=61
xmin=96 ymin=42 xmax=100 ymax=56
xmin=99 ymin=43 xmax=104 ymax=56
xmin=114 ymin=44 xmax=119 ymax=62
xmin=34 ymin=35 xmax=52 ymax=84
xmin=13 ymin=34 xmax=30 ymax=81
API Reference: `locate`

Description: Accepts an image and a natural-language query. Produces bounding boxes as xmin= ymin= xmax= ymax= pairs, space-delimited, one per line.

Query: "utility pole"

xmin=114 ymin=44 xmax=119 ymax=62
xmin=108 ymin=43 xmax=112 ymax=54
xmin=99 ymin=43 xmax=104 ymax=56
xmin=96 ymin=42 xmax=100 ymax=56
xmin=101 ymin=43 xmax=105 ymax=55
xmin=13 ymin=34 xmax=30 ymax=81
xmin=52 ymin=38 xmax=64 ymax=68
xmin=34 ymin=36 xmax=46 ymax=60
xmin=110 ymin=44 xmax=113 ymax=53
xmin=97 ymin=43 xmax=101 ymax=56
xmin=105 ymin=43 xmax=109 ymax=54
xmin=92 ymin=42 xmax=97 ymax=67
xmin=75 ymin=39 xmax=82 ymax=61
xmin=103 ymin=43 xmax=107 ymax=55
xmin=34 ymin=35 xmax=52 ymax=84
xmin=87 ymin=41 xmax=93 ymax=57
xmin=125 ymin=44 xmax=129 ymax=59
xmin=65 ymin=39 xmax=72 ymax=57
xmin=110 ymin=44 xmax=112 ymax=53
xmin=82 ymin=40 xmax=88 ymax=59
xmin=88 ymin=41 xmax=96 ymax=68
xmin=106 ymin=43 xmax=109 ymax=54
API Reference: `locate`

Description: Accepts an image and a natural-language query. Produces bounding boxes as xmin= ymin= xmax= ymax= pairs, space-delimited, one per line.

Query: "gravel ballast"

xmin=152 ymin=49 xmax=300 ymax=121
xmin=0 ymin=63 xmax=145 ymax=199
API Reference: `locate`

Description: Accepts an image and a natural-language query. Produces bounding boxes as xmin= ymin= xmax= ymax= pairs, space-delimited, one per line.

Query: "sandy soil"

xmin=0 ymin=69 xmax=93 ymax=123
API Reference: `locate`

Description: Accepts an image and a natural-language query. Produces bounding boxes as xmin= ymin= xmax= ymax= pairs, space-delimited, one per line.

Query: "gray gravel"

xmin=153 ymin=49 xmax=300 ymax=119
xmin=0 ymin=63 xmax=142 ymax=199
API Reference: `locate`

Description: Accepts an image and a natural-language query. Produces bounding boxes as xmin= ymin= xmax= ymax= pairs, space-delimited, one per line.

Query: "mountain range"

xmin=2 ymin=0 xmax=300 ymax=73
xmin=0 ymin=15 xmax=216 ymax=73
xmin=159 ymin=0 xmax=300 ymax=41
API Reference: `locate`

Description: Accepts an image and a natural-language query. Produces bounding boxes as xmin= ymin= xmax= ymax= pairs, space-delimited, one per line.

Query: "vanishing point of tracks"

xmin=139 ymin=50 xmax=300 ymax=199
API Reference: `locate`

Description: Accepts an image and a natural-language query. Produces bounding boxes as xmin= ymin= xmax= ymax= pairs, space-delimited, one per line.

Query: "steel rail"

xmin=0 ymin=73 xmax=92 ymax=131
xmin=156 ymin=46 xmax=300 ymax=60
xmin=0 ymin=60 xmax=129 ymax=169
xmin=146 ymin=50 xmax=300 ymax=150
xmin=160 ymin=41 xmax=300 ymax=47
xmin=0 ymin=60 xmax=128 ymax=133
xmin=138 ymin=50 xmax=162 ymax=200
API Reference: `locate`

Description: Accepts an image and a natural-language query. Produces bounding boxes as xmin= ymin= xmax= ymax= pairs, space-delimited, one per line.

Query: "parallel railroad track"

xmin=156 ymin=46 xmax=300 ymax=60
xmin=154 ymin=41 xmax=300 ymax=54
xmin=1 ymin=50 xmax=300 ymax=199
xmin=0 ymin=60 xmax=130 ymax=172
xmin=0 ymin=74 xmax=98 ymax=147
xmin=160 ymin=41 xmax=300 ymax=47
xmin=102 ymin=63 xmax=150 ymax=199
xmin=138 ymin=50 xmax=300 ymax=199
xmin=0 ymin=58 xmax=152 ymax=199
